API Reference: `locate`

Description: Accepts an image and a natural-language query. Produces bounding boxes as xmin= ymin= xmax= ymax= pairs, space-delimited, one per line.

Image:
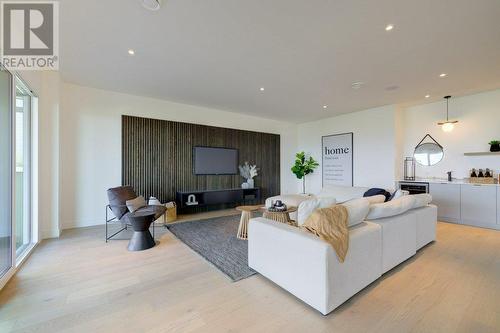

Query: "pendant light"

xmin=438 ymin=95 xmax=458 ymax=132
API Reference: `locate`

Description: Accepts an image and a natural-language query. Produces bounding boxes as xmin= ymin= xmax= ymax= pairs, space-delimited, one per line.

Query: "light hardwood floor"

xmin=1 ymin=219 xmax=500 ymax=333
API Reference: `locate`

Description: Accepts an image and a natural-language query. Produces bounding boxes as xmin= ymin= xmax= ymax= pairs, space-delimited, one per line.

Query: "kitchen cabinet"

xmin=460 ymin=184 xmax=497 ymax=227
xmin=429 ymin=183 xmax=461 ymax=222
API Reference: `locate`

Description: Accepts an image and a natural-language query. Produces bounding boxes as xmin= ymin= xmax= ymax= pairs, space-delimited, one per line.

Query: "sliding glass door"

xmin=0 ymin=67 xmax=12 ymax=278
xmin=15 ymin=79 xmax=32 ymax=257
xmin=0 ymin=69 xmax=35 ymax=283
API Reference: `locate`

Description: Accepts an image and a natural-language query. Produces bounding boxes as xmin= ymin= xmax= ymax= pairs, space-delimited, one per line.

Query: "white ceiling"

xmin=59 ymin=0 xmax=500 ymax=123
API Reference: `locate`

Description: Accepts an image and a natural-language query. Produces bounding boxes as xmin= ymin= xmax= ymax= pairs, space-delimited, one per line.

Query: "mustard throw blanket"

xmin=301 ymin=205 xmax=349 ymax=262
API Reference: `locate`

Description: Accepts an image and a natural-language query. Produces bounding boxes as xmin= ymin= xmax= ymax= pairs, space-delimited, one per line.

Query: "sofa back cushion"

xmin=366 ymin=195 xmax=417 ymax=220
xmin=297 ymin=198 xmax=320 ymax=226
xmin=317 ymin=185 xmax=369 ymax=203
xmin=342 ymin=198 xmax=370 ymax=227
xmin=412 ymin=193 xmax=432 ymax=209
xmin=365 ymin=195 xmax=386 ymax=205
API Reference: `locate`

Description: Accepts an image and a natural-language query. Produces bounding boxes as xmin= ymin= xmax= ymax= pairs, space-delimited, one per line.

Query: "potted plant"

xmin=291 ymin=152 xmax=319 ymax=194
xmin=489 ymin=140 xmax=500 ymax=152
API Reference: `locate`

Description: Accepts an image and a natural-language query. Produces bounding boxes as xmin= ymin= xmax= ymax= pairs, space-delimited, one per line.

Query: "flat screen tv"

xmin=193 ymin=146 xmax=238 ymax=175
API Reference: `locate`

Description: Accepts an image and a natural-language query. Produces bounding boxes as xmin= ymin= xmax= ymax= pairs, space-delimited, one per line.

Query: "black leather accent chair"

xmin=105 ymin=186 xmax=167 ymax=242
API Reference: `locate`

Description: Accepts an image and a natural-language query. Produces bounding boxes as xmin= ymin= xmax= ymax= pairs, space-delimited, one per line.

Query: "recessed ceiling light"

xmin=128 ymin=49 xmax=135 ymax=55
xmin=425 ymin=94 xmax=430 ymax=98
xmin=323 ymin=105 xmax=328 ymax=109
xmin=259 ymin=87 xmax=265 ymax=91
xmin=385 ymin=24 xmax=394 ymax=31
xmin=141 ymin=0 xmax=162 ymax=11
xmin=439 ymin=73 xmax=447 ymax=77
xmin=351 ymin=82 xmax=364 ymax=89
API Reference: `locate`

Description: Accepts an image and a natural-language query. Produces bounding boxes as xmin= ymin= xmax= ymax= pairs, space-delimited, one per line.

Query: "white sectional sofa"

xmin=249 ymin=186 xmax=437 ymax=315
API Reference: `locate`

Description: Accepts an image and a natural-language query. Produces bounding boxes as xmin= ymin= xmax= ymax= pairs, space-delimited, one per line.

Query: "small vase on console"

xmin=241 ymin=182 xmax=250 ymax=189
xmin=246 ymin=178 xmax=254 ymax=188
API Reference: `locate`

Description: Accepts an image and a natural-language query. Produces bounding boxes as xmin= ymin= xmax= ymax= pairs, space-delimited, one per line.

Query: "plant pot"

xmin=490 ymin=144 xmax=500 ymax=152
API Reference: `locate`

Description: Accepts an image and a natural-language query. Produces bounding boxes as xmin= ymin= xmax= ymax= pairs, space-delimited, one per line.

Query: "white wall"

xmin=401 ymin=89 xmax=500 ymax=180
xmin=297 ymin=105 xmax=398 ymax=194
xmin=59 ymin=83 xmax=298 ymax=229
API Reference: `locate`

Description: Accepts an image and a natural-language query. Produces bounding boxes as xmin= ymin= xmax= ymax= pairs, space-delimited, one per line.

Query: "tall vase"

xmin=246 ymin=178 xmax=254 ymax=188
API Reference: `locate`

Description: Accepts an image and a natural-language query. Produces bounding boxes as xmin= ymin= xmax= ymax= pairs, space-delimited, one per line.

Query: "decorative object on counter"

xmin=291 ymin=151 xmax=319 ymax=194
xmin=447 ymin=171 xmax=453 ymax=182
xmin=470 ymin=168 xmax=477 ymax=177
xmin=469 ymin=168 xmax=496 ymax=184
xmin=437 ymin=95 xmax=458 ymax=132
xmin=239 ymin=162 xmax=259 ymax=188
xmin=489 ymin=140 xmax=500 ymax=152
xmin=404 ymin=157 xmax=416 ymax=180
xmin=414 ymin=134 xmax=444 ymax=166
xmin=485 ymin=168 xmax=492 ymax=178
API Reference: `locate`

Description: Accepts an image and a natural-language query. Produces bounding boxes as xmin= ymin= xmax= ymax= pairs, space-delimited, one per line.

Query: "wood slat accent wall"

xmin=122 ymin=116 xmax=280 ymax=209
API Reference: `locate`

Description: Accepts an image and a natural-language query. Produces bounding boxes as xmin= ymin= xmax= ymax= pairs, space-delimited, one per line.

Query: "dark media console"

xmin=176 ymin=188 xmax=261 ymax=210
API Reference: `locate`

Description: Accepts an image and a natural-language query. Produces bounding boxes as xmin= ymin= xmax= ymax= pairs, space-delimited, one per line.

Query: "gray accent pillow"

xmin=126 ymin=196 xmax=147 ymax=213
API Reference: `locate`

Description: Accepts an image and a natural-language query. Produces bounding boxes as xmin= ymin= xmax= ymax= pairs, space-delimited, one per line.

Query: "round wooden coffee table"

xmin=235 ymin=205 xmax=261 ymax=240
xmin=261 ymin=206 xmax=298 ymax=226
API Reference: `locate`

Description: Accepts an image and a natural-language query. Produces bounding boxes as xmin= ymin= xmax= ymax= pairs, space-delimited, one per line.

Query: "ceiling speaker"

xmin=141 ymin=0 xmax=162 ymax=11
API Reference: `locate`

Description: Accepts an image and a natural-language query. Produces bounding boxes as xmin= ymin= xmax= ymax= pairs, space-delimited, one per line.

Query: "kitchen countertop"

xmin=398 ymin=178 xmax=500 ymax=187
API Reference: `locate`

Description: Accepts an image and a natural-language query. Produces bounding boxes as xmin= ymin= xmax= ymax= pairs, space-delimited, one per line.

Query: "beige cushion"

xmin=342 ymin=198 xmax=370 ymax=227
xmin=126 ymin=195 xmax=147 ymax=213
xmin=365 ymin=195 xmax=386 ymax=205
xmin=297 ymin=198 xmax=320 ymax=226
xmin=317 ymin=196 xmax=337 ymax=208
xmin=317 ymin=185 xmax=369 ymax=203
xmin=366 ymin=196 xmax=416 ymax=220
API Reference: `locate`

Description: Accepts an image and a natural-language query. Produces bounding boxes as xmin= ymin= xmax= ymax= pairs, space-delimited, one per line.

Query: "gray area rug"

xmin=167 ymin=215 xmax=257 ymax=282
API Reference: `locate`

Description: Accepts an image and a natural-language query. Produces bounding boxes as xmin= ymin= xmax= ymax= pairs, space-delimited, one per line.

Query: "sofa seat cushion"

xmin=317 ymin=185 xmax=369 ymax=203
xmin=366 ymin=195 xmax=416 ymax=220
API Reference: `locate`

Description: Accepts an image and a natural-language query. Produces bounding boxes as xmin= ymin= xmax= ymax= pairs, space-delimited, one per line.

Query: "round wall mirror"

xmin=414 ymin=141 xmax=444 ymax=166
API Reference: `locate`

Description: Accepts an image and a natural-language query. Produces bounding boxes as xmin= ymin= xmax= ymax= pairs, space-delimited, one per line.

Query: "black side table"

xmin=126 ymin=211 xmax=156 ymax=251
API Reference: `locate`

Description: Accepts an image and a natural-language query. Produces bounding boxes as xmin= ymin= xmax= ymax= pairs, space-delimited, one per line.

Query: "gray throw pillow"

xmin=126 ymin=195 xmax=147 ymax=213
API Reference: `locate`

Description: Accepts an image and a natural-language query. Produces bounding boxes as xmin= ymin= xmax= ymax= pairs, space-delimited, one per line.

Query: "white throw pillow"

xmin=391 ymin=189 xmax=409 ymax=200
xmin=342 ymin=198 xmax=370 ymax=227
xmin=366 ymin=195 xmax=417 ymax=220
xmin=365 ymin=194 xmax=386 ymax=205
xmin=412 ymin=193 xmax=433 ymax=209
xmin=126 ymin=195 xmax=147 ymax=213
xmin=317 ymin=196 xmax=337 ymax=209
xmin=297 ymin=198 xmax=320 ymax=226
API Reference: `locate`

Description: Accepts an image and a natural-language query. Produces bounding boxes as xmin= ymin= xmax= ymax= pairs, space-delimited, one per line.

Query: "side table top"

xmin=236 ymin=205 xmax=262 ymax=212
